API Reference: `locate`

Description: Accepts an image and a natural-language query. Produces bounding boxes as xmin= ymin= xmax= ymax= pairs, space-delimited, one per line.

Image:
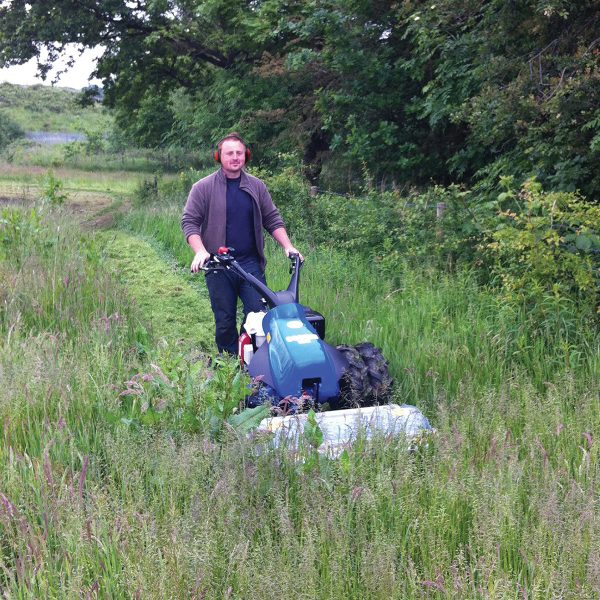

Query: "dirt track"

xmin=0 ymin=187 xmax=126 ymax=230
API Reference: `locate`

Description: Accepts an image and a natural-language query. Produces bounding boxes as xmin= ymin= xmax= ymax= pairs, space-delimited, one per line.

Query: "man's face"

xmin=219 ymin=139 xmax=246 ymax=177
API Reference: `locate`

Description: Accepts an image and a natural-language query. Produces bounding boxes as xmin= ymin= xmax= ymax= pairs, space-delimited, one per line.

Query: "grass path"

xmin=0 ymin=157 xmax=214 ymax=353
xmin=97 ymin=230 xmax=214 ymax=353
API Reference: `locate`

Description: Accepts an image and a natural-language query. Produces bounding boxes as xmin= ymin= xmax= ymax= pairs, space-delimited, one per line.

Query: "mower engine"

xmin=240 ymin=303 xmax=347 ymax=407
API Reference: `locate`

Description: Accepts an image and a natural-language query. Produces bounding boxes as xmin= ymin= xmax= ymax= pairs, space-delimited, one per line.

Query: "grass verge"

xmin=1 ymin=191 xmax=598 ymax=598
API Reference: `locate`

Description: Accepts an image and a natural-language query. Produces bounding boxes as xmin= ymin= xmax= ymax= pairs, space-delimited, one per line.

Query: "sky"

xmin=0 ymin=46 xmax=103 ymax=90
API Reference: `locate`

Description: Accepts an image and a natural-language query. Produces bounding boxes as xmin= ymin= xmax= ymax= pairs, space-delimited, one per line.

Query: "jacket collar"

xmin=216 ymin=167 xmax=249 ymax=185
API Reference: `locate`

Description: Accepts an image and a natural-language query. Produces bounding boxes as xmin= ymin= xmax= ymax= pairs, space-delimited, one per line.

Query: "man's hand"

xmin=285 ymin=246 xmax=304 ymax=263
xmin=190 ymin=249 xmax=211 ymax=272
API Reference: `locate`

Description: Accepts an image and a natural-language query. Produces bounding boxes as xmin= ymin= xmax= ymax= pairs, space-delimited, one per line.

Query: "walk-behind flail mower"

xmin=203 ymin=247 xmax=432 ymax=454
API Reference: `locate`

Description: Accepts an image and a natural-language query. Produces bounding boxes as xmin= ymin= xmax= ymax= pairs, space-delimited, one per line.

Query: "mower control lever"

xmin=288 ymin=252 xmax=301 ymax=274
xmin=201 ymin=247 xmax=236 ymax=271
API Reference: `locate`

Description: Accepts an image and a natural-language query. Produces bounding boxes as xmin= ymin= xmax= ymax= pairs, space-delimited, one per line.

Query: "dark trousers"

xmin=204 ymin=260 xmax=267 ymax=354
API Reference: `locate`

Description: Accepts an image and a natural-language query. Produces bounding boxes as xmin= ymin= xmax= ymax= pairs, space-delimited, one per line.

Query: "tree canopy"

xmin=1 ymin=0 xmax=599 ymax=195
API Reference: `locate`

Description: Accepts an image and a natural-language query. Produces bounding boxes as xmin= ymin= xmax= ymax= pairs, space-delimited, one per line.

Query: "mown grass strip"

xmin=97 ymin=230 xmax=214 ymax=351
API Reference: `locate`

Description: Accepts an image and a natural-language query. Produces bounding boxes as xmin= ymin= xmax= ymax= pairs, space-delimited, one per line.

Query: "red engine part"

xmin=238 ymin=332 xmax=254 ymax=367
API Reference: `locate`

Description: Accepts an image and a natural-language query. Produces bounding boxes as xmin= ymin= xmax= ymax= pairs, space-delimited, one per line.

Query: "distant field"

xmin=0 ymin=82 xmax=111 ymax=132
xmin=0 ymin=162 xmax=153 ymax=197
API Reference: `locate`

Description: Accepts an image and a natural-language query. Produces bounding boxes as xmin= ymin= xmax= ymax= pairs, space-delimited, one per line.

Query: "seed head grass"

xmin=1 ymin=196 xmax=599 ymax=598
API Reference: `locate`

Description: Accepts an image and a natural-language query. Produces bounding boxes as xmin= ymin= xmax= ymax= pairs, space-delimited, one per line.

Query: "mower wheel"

xmin=355 ymin=342 xmax=394 ymax=403
xmin=336 ymin=344 xmax=371 ymax=407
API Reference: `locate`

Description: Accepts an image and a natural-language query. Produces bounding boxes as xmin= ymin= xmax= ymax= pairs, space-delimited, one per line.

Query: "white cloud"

xmin=0 ymin=46 xmax=103 ymax=89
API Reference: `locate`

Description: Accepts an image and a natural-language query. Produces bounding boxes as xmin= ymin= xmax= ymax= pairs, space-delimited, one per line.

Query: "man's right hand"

xmin=190 ymin=249 xmax=211 ymax=273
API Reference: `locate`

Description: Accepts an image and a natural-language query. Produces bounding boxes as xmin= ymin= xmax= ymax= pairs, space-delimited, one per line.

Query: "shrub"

xmin=0 ymin=111 xmax=24 ymax=150
xmin=483 ymin=178 xmax=600 ymax=315
xmin=260 ymin=167 xmax=313 ymax=240
xmin=265 ymin=172 xmax=499 ymax=284
xmin=42 ymin=171 xmax=68 ymax=205
xmin=383 ymin=185 xmax=498 ymax=274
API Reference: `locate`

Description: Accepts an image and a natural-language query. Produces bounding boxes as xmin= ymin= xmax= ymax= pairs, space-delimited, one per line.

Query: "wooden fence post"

xmin=436 ymin=202 xmax=445 ymax=239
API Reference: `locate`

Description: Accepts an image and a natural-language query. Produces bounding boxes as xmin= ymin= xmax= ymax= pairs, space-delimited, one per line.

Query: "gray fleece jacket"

xmin=181 ymin=168 xmax=285 ymax=271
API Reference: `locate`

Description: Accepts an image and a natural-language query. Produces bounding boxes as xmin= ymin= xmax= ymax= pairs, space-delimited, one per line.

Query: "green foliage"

xmin=76 ymin=84 xmax=103 ymax=107
xmin=299 ymin=408 xmax=328 ymax=473
xmin=0 ymin=82 xmax=112 ymax=133
xmin=80 ymin=126 xmax=107 ymax=155
xmin=116 ymin=89 xmax=176 ymax=149
xmin=117 ymin=362 xmax=189 ymax=430
xmin=265 ymin=171 xmax=491 ymax=281
xmin=264 ymin=170 xmax=599 ymax=319
xmin=0 ymin=206 xmax=42 ymax=267
xmin=199 ymin=356 xmax=270 ymax=439
xmin=1 ymin=175 xmax=598 ymax=597
xmin=483 ymin=178 xmax=600 ymax=313
xmin=134 ymin=175 xmax=160 ymax=205
xmin=3 ymin=3 xmax=599 ymax=195
xmin=371 ymin=185 xmax=496 ymax=276
xmin=405 ymin=0 xmax=600 ymax=196
xmin=42 ymin=170 xmax=68 ymax=205
xmin=0 ymin=110 xmax=24 ymax=149
xmin=302 ymin=409 xmax=324 ymax=450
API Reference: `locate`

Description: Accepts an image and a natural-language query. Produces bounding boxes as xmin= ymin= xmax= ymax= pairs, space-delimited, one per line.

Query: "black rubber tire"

xmin=336 ymin=344 xmax=371 ymax=407
xmin=354 ymin=342 xmax=394 ymax=403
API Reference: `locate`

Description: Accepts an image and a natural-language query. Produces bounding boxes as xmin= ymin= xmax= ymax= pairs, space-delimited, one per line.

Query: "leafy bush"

xmin=266 ymin=172 xmax=497 ymax=283
xmin=42 ymin=171 xmax=68 ymax=205
xmin=264 ymin=170 xmax=405 ymax=261
xmin=266 ymin=170 xmax=599 ymax=323
xmin=483 ymin=178 xmax=600 ymax=315
xmin=0 ymin=111 xmax=24 ymax=149
xmin=381 ymin=185 xmax=499 ymax=274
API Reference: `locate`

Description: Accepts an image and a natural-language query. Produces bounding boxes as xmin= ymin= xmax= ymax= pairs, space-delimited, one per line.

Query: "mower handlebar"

xmin=198 ymin=248 xmax=303 ymax=307
xmin=201 ymin=254 xmax=227 ymax=271
xmin=201 ymin=250 xmax=303 ymax=270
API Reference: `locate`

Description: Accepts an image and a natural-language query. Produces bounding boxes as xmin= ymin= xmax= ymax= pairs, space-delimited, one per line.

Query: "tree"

xmin=0 ymin=0 xmax=271 ymax=144
xmin=76 ymin=85 xmax=103 ymax=108
xmin=3 ymin=0 xmax=599 ymax=194
xmin=0 ymin=112 xmax=24 ymax=150
xmin=400 ymin=0 xmax=600 ymax=196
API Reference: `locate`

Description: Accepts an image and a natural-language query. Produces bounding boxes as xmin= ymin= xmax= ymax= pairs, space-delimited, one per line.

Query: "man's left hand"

xmin=285 ymin=246 xmax=304 ymax=263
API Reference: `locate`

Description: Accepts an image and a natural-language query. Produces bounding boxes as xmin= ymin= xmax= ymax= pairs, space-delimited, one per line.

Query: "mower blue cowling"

xmin=248 ymin=303 xmax=346 ymax=402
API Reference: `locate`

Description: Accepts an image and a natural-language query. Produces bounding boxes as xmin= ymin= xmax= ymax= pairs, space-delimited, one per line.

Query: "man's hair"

xmin=214 ymin=132 xmax=250 ymax=163
xmin=216 ymin=132 xmax=246 ymax=150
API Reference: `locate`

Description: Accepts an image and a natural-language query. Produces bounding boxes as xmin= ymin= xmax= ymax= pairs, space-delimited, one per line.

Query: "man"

xmin=181 ymin=132 xmax=302 ymax=354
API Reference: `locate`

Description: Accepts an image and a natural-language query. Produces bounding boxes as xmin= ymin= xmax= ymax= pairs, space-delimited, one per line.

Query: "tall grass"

xmin=1 ymin=194 xmax=598 ymax=597
xmin=4 ymin=140 xmax=196 ymax=174
xmin=120 ymin=200 xmax=599 ymax=415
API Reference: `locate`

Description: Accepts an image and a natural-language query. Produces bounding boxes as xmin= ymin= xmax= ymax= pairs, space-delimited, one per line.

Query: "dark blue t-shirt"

xmin=225 ymin=176 xmax=259 ymax=264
